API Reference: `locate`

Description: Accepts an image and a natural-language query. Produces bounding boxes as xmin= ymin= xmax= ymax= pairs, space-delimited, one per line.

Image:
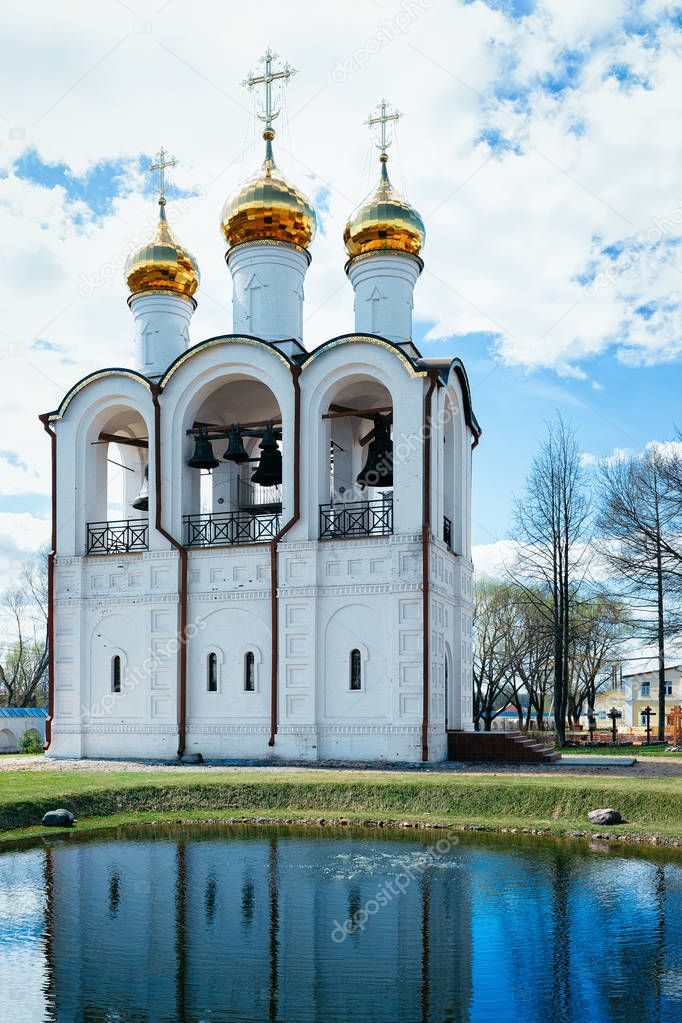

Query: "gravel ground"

xmin=2 ymin=754 xmax=682 ymax=779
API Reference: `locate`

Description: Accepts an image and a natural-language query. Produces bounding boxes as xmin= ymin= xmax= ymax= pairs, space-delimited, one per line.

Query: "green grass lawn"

xmin=559 ymin=745 xmax=681 ymax=758
xmin=1 ymin=768 xmax=682 ymax=847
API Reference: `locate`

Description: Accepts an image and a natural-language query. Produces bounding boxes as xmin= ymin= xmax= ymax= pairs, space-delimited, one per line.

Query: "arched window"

xmin=244 ymin=652 xmax=255 ymax=692
xmin=112 ymin=656 xmax=121 ymax=694
xmin=207 ymin=652 xmax=218 ymax=693
xmin=350 ymin=649 xmax=362 ymax=691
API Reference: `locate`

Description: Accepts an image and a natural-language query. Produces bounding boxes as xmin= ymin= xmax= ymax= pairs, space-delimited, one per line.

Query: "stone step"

xmin=446 ymin=730 xmax=561 ymax=765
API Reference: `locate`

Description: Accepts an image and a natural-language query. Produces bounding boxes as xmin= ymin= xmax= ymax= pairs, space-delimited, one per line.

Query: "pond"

xmin=1 ymin=824 xmax=681 ymax=1023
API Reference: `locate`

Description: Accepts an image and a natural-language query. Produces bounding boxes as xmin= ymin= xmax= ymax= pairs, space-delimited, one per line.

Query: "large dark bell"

xmin=188 ymin=431 xmax=219 ymax=470
xmin=131 ymin=464 xmax=149 ymax=512
xmin=357 ymin=415 xmax=393 ymax=490
xmin=223 ymin=426 xmax=249 ymax=463
xmin=251 ymin=424 xmax=282 ymax=487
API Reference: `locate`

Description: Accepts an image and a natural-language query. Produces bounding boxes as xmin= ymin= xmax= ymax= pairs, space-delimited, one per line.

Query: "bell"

xmin=356 ymin=415 xmax=393 ymax=490
xmin=251 ymin=424 xmax=282 ymax=487
xmin=131 ymin=464 xmax=149 ymax=512
xmin=187 ymin=430 xmax=219 ymax=470
xmin=223 ymin=425 xmax=249 ymax=463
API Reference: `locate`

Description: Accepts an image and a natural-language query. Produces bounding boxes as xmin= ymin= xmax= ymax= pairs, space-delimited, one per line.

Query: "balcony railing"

xmin=319 ymin=497 xmax=393 ymax=540
xmin=87 ymin=518 xmax=149 ymax=555
xmin=443 ymin=516 xmax=452 ymax=550
xmin=184 ymin=510 xmax=281 ymax=548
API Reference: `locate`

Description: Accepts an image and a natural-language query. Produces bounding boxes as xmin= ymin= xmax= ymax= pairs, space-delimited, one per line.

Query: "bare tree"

xmin=512 ymin=417 xmax=592 ymax=745
xmin=566 ymin=596 xmax=631 ymax=727
xmin=507 ymin=589 xmax=555 ymax=730
xmin=472 ymin=580 xmax=515 ymax=731
xmin=0 ymin=549 xmax=48 ymax=707
xmin=596 ymin=449 xmax=681 ymax=739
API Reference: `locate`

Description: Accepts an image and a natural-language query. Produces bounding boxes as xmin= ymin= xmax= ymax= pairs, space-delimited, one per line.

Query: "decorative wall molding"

xmin=53 ymin=723 xmax=179 ymax=735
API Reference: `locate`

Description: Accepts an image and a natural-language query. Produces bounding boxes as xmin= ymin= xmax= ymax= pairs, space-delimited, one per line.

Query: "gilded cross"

xmin=367 ymin=99 xmax=401 ymax=156
xmin=149 ymin=146 xmax=177 ymax=201
xmin=242 ymin=48 xmax=296 ymax=135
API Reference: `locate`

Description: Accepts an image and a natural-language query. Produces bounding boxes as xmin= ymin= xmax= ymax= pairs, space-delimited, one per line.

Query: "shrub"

xmin=19 ymin=728 xmax=43 ymax=755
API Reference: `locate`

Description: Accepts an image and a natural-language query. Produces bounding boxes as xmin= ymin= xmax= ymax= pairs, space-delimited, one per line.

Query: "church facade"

xmin=40 ymin=57 xmax=480 ymax=763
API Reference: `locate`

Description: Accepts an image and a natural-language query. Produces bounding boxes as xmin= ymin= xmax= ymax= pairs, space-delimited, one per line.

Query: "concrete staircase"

xmin=447 ymin=730 xmax=561 ymax=764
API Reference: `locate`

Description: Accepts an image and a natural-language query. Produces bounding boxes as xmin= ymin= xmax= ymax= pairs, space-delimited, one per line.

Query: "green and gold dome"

xmin=344 ymin=154 xmax=424 ymax=260
xmin=126 ymin=198 xmax=200 ymax=299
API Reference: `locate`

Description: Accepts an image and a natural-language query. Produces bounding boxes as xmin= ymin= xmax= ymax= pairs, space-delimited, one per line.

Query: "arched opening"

xmin=111 ymin=655 xmax=122 ymax=694
xmin=0 ymin=728 xmax=17 ymax=754
xmin=444 ymin=643 xmax=452 ymax=730
xmin=183 ymin=377 xmax=283 ymax=548
xmin=207 ymin=652 xmax=218 ymax=693
xmin=244 ymin=651 xmax=255 ymax=692
xmin=443 ymin=395 xmax=455 ymax=550
xmin=350 ymin=649 xmax=362 ymax=691
xmin=85 ymin=405 xmax=149 ymax=555
xmin=320 ymin=376 xmax=393 ymax=539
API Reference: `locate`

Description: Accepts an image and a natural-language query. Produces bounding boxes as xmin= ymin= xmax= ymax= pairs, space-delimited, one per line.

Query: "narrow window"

xmin=207 ymin=652 xmax=218 ymax=693
xmin=112 ymin=655 xmax=121 ymax=694
xmin=244 ymin=652 xmax=255 ymax=692
xmin=350 ymin=649 xmax=362 ymax=691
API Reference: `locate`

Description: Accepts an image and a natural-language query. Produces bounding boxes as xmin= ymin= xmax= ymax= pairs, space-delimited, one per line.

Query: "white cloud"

xmin=472 ymin=539 xmax=519 ymax=579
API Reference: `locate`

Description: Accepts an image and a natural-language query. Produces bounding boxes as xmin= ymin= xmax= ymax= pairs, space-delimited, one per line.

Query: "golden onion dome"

xmin=221 ymin=133 xmax=316 ymax=250
xmin=125 ymin=199 xmax=200 ymax=299
xmin=344 ymin=155 xmax=424 ymax=259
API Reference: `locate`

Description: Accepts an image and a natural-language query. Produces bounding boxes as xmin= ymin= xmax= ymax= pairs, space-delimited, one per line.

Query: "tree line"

xmin=0 ymin=551 xmax=49 ymax=708
xmin=474 ymin=417 xmax=682 ymax=744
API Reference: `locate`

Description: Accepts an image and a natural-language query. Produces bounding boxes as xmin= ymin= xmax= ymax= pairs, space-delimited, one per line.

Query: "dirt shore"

xmin=2 ymin=753 xmax=682 ymax=779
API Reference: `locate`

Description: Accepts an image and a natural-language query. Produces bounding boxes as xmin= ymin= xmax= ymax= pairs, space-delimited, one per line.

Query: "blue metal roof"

xmin=0 ymin=707 xmax=48 ymax=718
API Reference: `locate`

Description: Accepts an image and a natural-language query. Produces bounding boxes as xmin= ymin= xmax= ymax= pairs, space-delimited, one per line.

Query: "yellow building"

xmin=585 ymin=665 xmax=681 ymax=733
xmin=625 ymin=665 xmax=682 ymax=729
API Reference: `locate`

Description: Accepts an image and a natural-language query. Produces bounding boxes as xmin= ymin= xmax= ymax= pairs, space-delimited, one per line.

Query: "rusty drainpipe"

xmin=268 ymin=364 xmax=302 ymax=747
xmin=39 ymin=414 xmax=57 ymax=752
xmin=421 ymin=370 xmax=439 ymax=763
xmin=151 ymin=383 xmax=189 ymax=759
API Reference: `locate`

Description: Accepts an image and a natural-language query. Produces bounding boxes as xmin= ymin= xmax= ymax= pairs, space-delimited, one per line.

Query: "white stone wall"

xmin=47 ymin=332 xmax=476 ymax=763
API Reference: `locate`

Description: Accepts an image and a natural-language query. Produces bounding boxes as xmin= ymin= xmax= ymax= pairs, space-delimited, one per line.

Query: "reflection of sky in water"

xmin=0 ymin=848 xmax=49 ymax=1023
xmin=0 ymin=827 xmax=680 ymax=1023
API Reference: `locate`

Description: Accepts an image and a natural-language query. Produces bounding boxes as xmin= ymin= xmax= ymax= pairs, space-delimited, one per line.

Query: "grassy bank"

xmin=1 ymin=769 xmax=682 ymax=847
xmin=559 ymin=746 xmax=682 ymax=758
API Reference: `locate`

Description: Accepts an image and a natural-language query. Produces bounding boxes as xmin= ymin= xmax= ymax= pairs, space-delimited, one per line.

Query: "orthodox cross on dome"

xmin=367 ymin=99 xmax=401 ymax=158
xmin=242 ymin=48 xmax=296 ymax=139
xmin=149 ymin=146 xmax=177 ymax=203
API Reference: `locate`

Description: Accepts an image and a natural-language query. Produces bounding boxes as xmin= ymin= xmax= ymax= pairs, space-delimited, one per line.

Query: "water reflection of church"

xmin=44 ymin=829 xmax=473 ymax=1022
xmin=42 ymin=50 xmax=480 ymax=764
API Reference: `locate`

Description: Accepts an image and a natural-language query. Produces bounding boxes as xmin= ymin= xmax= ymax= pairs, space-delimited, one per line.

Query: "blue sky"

xmin=418 ymin=327 xmax=681 ymax=545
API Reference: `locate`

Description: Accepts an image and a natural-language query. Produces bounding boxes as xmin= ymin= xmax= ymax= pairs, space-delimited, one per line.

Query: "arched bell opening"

xmin=183 ymin=376 xmax=283 ymax=548
xmin=319 ymin=375 xmax=393 ymax=540
xmin=83 ymin=405 xmax=150 ymax=555
xmin=443 ymin=395 xmax=455 ymax=551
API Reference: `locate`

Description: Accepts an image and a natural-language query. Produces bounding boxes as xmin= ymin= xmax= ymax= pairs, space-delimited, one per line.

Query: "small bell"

xmin=356 ymin=415 xmax=393 ymax=490
xmin=251 ymin=424 xmax=282 ymax=487
xmin=131 ymin=464 xmax=149 ymax=512
xmin=187 ymin=430 xmax=219 ymax=470
xmin=223 ymin=425 xmax=249 ymax=463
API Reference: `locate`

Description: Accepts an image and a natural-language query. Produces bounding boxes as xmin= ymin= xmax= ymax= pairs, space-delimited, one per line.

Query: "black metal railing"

xmin=319 ymin=498 xmax=393 ymax=540
xmin=184 ymin=511 xmax=281 ymax=548
xmin=443 ymin=516 xmax=452 ymax=550
xmin=237 ymin=478 xmax=282 ymax=511
xmin=87 ymin=518 xmax=149 ymax=555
